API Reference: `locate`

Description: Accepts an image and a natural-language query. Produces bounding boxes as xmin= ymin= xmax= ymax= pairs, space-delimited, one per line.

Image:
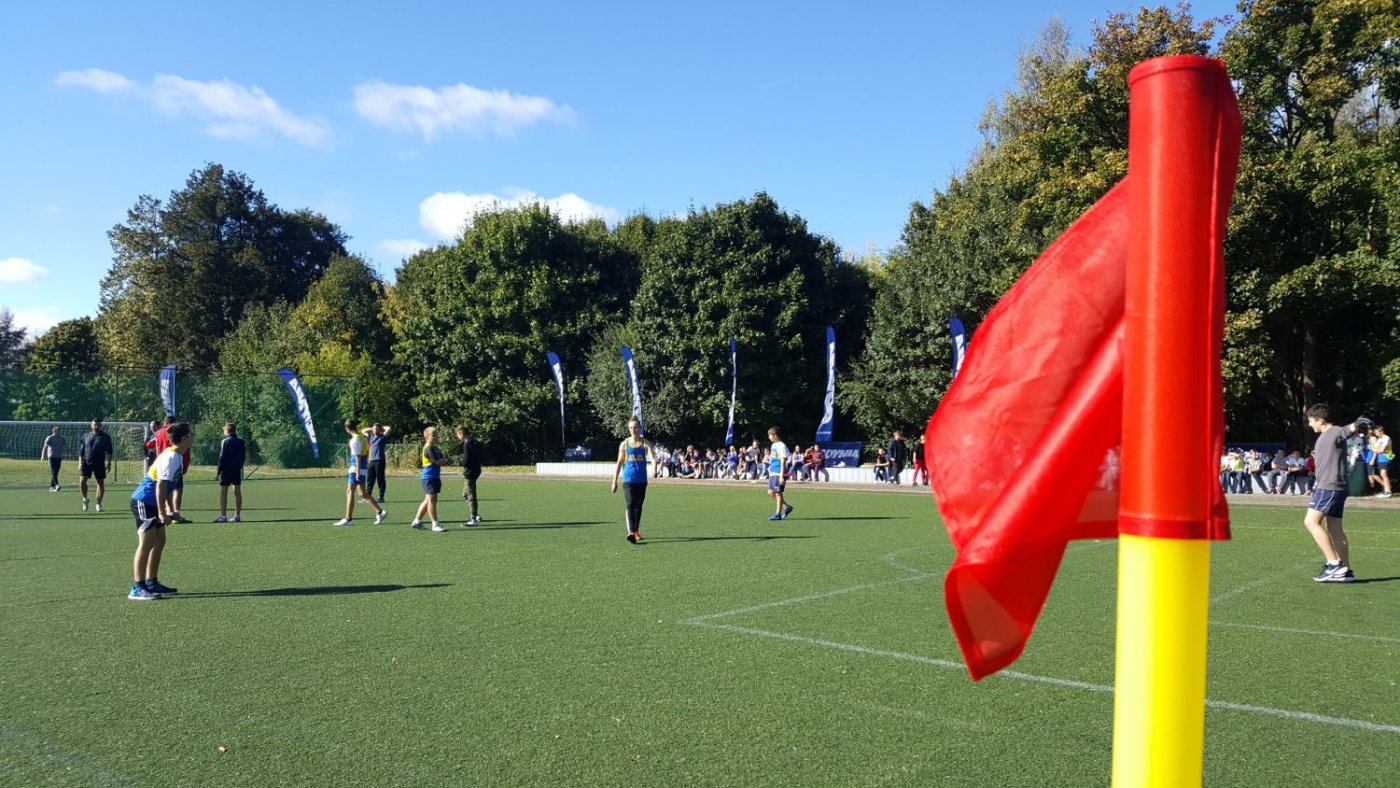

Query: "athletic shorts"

xmin=1378 ymin=455 xmax=1391 ymax=468
xmin=1309 ymin=489 xmax=1347 ymax=518
xmin=79 ymin=461 xmax=106 ymax=480
xmin=347 ymin=471 xmax=366 ymax=487
xmin=130 ymin=499 xmax=164 ymax=533
xmin=421 ymin=477 xmax=442 ymax=495
xmin=218 ymin=469 xmax=241 ymax=487
xmin=170 ymin=477 xmax=183 ymax=491
xmin=767 ymin=474 xmax=785 ymax=493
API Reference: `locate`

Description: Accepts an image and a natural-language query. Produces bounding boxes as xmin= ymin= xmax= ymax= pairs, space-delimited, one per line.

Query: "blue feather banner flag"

xmin=546 ymin=350 xmax=566 ymax=449
xmin=619 ymin=346 xmax=645 ymax=435
xmin=725 ymin=338 xmax=737 ymax=446
xmin=158 ymin=364 xmax=177 ymax=417
xmin=277 ymin=368 xmax=320 ymax=459
xmin=815 ymin=326 xmax=836 ymax=444
xmin=950 ymin=317 xmax=968 ymax=379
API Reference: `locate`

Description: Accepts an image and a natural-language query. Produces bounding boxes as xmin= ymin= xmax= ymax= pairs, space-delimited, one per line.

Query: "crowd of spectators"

xmin=1220 ymin=448 xmax=1315 ymax=495
xmin=650 ymin=440 xmax=831 ymax=482
xmin=1220 ymin=424 xmax=1393 ymax=498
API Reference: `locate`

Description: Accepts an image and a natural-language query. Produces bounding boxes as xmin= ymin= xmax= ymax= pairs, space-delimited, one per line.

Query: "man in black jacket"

xmin=886 ymin=430 xmax=907 ymax=486
xmin=456 ymin=426 xmax=483 ymax=526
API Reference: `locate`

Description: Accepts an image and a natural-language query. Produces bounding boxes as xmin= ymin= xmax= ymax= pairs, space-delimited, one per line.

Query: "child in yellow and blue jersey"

xmin=127 ymin=422 xmax=191 ymax=600
xmin=412 ymin=427 xmax=446 ymax=532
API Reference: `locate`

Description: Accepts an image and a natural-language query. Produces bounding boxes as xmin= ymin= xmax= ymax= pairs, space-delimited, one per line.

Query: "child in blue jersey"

xmin=127 ymin=422 xmax=192 ymax=600
xmin=411 ymin=427 xmax=446 ymax=532
xmin=334 ymin=419 xmax=387 ymax=527
xmin=766 ymin=426 xmax=794 ymax=521
xmin=611 ymin=416 xmax=655 ymax=543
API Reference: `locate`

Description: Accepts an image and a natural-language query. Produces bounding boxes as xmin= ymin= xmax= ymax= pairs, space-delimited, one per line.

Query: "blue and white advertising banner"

xmin=276 ymin=368 xmax=320 ymax=459
xmin=546 ymin=350 xmax=566 ymax=447
xmin=564 ymin=444 xmax=594 ymax=462
xmin=619 ymin=346 xmax=645 ymax=435
xmin=724 ymin=338 xmax=737 ymax=447
xmin=158 ymin=364 xmax=176 ymax=417
xmin=815 ymin=326 xmax=836 ymax=444
xmin=821 ymin=441 xmax=863 ymax=468
xmin=950 ymin=317 xmax=968 ymax=379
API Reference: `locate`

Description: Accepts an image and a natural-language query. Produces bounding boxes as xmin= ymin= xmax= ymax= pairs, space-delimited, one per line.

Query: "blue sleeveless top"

xmin=622 ymin=440 xmax=648 ymax=484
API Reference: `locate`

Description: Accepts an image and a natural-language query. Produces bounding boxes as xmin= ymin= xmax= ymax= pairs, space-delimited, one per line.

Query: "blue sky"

xmin=0 ymin=0 xmax=1235 ymax=338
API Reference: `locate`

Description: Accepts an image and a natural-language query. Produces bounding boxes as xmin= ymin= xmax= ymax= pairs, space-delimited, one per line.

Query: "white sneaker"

xmin=471 ymin=516 xmax=481 ymax=525
xmin=411 ymin=520 xmax=425 ymax=530
xmin=431 ymin=523 xmax=445 ymax=532
xmin=333 ymin=518 xmax=353 ymax=527
xmin=374 ymin=509 xmax=388 ymax=525
xmin=82 ymin=498 xmax=89 ymax=511
xmin=95 ymin=503 xmax=103 ymax=512
xmin=1375 ymin=492 xmax=1391 ymax=498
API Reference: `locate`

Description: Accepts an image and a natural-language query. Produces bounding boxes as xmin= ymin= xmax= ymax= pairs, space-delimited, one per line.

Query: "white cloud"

xmin=0 ymin=257 xmax=48 ymax=284
xmin=353 ymin=80 xmax=574 ymax=141
xmin=54 ymin=68 xmax=135 ymax=93
xmin=419 ymin=190 xmax=619 ymax=239
xmin=10 ymin=308 xmax=63 ymax=340
xmin=56 ymin=68 xmax=330 ymax=147
xmin=374 ymin=239 xmax=430 ymax=259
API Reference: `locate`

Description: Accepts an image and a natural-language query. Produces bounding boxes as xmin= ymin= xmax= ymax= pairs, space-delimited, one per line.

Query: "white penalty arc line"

xmin=693 ymin=622 xmax=1400 ymax=735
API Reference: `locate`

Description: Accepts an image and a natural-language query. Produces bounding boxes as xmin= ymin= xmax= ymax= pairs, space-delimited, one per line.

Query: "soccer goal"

xmin=0 ymin=421 xmax=150 ymax=487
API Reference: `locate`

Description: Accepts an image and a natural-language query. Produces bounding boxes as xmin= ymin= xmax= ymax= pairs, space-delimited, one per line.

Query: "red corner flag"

xmin=925 ymin=59 xmax=1236 ymax=681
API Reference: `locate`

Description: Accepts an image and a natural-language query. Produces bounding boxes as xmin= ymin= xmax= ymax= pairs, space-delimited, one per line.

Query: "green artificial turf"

xmin=1 ymin=476 xmax=1397 ymax=786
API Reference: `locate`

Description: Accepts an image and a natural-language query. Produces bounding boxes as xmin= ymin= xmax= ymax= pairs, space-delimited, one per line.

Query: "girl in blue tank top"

xmin=611 ymin=416 xmax=654 ymax=543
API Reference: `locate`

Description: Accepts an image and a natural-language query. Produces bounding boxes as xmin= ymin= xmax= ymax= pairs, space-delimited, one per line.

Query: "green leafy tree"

xmin=846 ymin=7 xmax=1218 ymax=439
xmin=97 ymin=164 xmax=348 ymax=370
xmin=1221 ymin=0 xmax=1400 ymax=441
xmin=23 ymin=317 xmax=101 ymax=374
xmin=389 ymin=204 xmax=639 ymax=459
xmin=615 ymin=193 xmax=872 ymax=445
xmin=0 ymin=307 xmax=28 ymax=369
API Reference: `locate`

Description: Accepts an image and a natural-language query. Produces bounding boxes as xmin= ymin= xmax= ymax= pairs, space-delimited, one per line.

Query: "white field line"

xmin=1215 ymin=622 xmax=1400 ymax=645
xmin=682 ymin=547 xmax=1400 ymax=736
xmin=1209 ymin=561 xmax=1316 ymax=605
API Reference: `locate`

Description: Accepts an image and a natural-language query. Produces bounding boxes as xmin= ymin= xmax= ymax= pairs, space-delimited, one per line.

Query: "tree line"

xmin=3 ymin=2 xmax=1396 ymax=455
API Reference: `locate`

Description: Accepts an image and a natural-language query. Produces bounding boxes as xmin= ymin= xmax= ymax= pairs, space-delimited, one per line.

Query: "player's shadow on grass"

xmin=462 ymin=521 xmax=603 ymax=531
xmin=178 ymin=583 xmax=452 ymax=599
xmin=643 ymin=535 xmax=817 ymax=544
xmin=1352 ymin=576 xmax=1400 ymax=584
xmin=800 ymin=516 xmax=906 ymax=521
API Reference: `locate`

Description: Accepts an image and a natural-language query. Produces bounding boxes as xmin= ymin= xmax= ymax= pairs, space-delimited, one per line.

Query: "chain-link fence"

xmin=0 ymin=368 xmax=353 ymax=485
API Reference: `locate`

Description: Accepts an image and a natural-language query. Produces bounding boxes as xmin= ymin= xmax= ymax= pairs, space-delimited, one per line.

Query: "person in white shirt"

xmin=334 ymin=419 xmax=387 ymax=527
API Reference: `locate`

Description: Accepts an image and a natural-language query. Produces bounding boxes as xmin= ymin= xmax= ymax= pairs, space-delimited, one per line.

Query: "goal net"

xmin=0 ymin=421 xmax=150 ymax=487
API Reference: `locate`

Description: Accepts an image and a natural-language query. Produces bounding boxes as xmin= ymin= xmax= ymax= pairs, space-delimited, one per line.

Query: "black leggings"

xmin=622 ymin=483 xmax=647 ymax=533
xmin=367 ymin=460 xmax=386 ymax=499
xmin=49 ymin=458 xmax=62 ymax=487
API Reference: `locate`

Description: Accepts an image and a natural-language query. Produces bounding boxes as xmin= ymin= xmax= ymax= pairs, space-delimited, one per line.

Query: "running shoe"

xmin=230 ymin=516 xmax=240 ymax=523
xmin=95 ymin=503 xmax=103 ymax=512
xmin=411 ymin=520 xmax=425 ymax=529
xmin=1312 ymin=562 xmax=1342 ymax=582
xmin=768 ymin=513 xmax=783 ymax=522
xmin=146 ymin=580 xmax=178 ymax=596
xmin=213 ymin=516 xmax=228 ymax=523
xmin=333 ymin=518 xmax=353 ymax=527
xmin=781 ymin=504 xmax=794 ymax=519
xmin=431 ymin=523 xmax=445 ymax=532
xmin=128 ymin=584 xmax=161 ymax=601
xmin=82 ymin=498 xmax=89 ymax=511
xmin=374 ymin=509 xmax=389 ymax=525
xmin=173 ymin=514 xmax=191 ymax=524
xmin=1319 ymin=565 xmax=1356 ymax=583
xmin=626 ymin=531 xmax=640 ymax=543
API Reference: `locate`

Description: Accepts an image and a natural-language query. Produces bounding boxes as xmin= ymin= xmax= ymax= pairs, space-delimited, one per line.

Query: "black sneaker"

xmin=1312 ymin=562 xmax=1342 ymax=582
xmin=626 ymin=532 xmax=640 ymax=544
xmin=147 ymin=580 xmax=178 ymax=596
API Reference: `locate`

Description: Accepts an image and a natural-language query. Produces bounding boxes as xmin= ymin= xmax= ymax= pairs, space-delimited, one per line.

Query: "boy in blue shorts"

xmin=128 ymin=422 xmax=191 ymax=600
xmin=334 ymin=419 xmax=388 ymax=527
xmin=766 ymin=426 xmax=794 ymax=521
xmin=411 ymin=427 xmax=446 ymax=532
xmin=1302 ymin=403 xmax=1373 ymax=583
